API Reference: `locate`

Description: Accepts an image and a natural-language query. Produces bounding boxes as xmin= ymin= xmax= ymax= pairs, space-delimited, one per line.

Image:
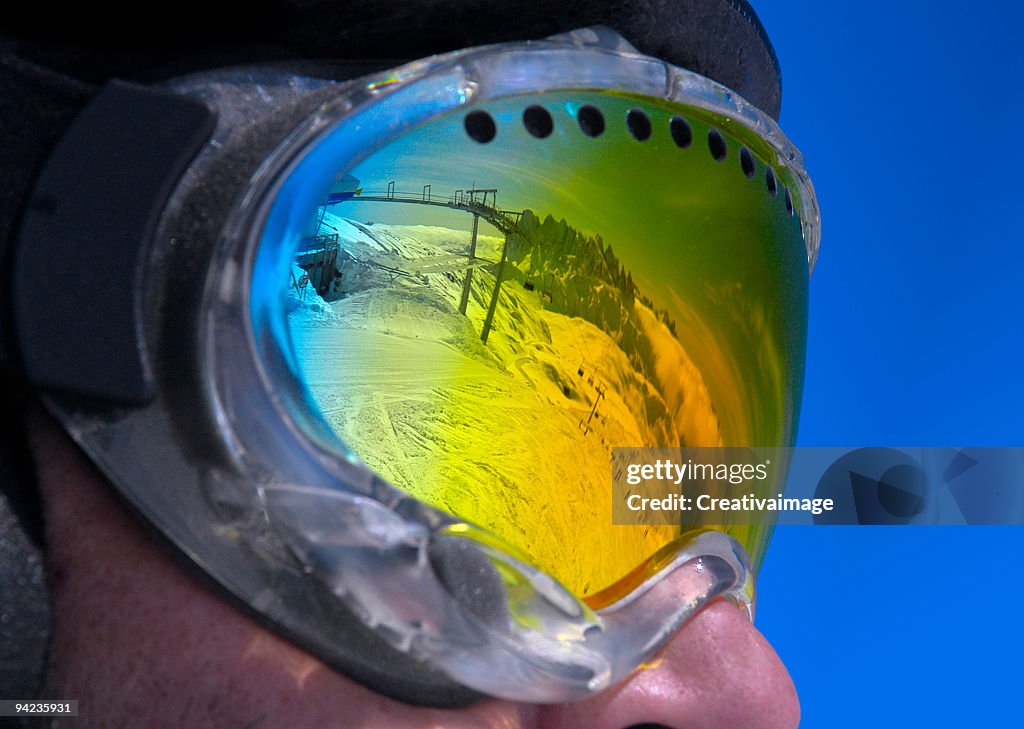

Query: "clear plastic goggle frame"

xmin=55 ymin=29 xmax=816 ymax=704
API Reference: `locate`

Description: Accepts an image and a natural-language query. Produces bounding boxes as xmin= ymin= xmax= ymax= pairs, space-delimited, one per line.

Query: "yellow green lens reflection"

xmin=284 ymin=91 xmax=808 ymax=600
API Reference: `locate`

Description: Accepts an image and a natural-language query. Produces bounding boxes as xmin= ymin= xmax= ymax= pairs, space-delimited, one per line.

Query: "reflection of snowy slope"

xmin=286 ymin=218 xmax=694 ymax=595
xmin=505 ymin=211 xmax=721 ymax=448
xmin=287 ymin=215 xmax=466 ymax=326
xmin=317 ymin=213 xmax=501 ymax=260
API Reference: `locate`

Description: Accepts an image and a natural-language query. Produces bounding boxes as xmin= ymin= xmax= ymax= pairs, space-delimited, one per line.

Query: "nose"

xmin=536 ymin=600 xmax=800 ymax=729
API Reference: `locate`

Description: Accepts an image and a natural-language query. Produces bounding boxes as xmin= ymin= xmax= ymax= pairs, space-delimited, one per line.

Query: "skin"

xmin=29 ymin=408 xmax=799 ymax=728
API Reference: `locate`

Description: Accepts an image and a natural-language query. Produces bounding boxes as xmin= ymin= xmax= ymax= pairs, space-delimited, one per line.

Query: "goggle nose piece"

xmin=266 ymin=482 xmax=753 ymax=701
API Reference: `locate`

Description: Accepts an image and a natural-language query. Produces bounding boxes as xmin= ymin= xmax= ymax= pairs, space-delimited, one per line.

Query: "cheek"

xmin=42 ymin=472 xmax=531 ymax=727
xmin=50 ymin=562 xmax=531 ymax=728
xmin=47 ymin=519 xmax=287 ymax=722
xmin=32 ymin=412 xmax=537 ymax=728
xmin=33 ymin=412 xmax=307 ymax=723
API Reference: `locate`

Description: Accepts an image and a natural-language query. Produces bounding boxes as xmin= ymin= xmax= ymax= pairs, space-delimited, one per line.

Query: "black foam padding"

xmin=14 ymin=81 xmax=216 ymax=404
xmin=0 ymin=54 xmax=94 ymax=382
xmin=428 ymin=535 xmax=510 ymax=627
xmin=281 ymin=0 xmax=783 ymax=117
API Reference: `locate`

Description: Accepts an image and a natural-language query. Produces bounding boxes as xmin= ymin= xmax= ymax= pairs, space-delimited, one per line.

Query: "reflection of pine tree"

xmin=602 ymin=243 xmax=619 ymax=283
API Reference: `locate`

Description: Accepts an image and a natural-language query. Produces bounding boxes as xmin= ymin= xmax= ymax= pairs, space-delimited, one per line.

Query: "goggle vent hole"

xmin=626 ymin=108 xmax=652 ymax=141
xmin=578 ymin=104 xmax=605 ymax=137
xmin=708 ymin=129 xmax=727 ymax=162
xmin=740 ymin=147 xmax=756 ymax=179
xmin=523 ymin=105 xmax=554 ymax=138
xmin=465 ymin=110 xmax=497 ymax=143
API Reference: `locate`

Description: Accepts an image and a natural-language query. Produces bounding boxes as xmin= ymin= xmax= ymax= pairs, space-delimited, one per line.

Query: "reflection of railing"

xmin=356 ymin=183 xmax=522 ymax=236
xmin=297 ymin=232 xmax=339 ymax=255
xmin=452 ymin=187 xmax=496 ymax=209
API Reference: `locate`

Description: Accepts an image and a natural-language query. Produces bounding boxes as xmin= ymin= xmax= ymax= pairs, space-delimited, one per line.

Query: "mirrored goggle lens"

xmin=270 ymin=89 xmax=808 ymax=602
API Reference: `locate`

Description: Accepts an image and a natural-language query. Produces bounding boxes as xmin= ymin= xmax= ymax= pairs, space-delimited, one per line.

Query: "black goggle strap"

xmin=7 ymin=75 xmax=217 ymax=404
xmin=0 ymin=53 xmax=93 ymax=379
xmin=0 ymin=55 xmax=217 ymax=551
xmin=0 ymin=54 xmax=92 ymax=551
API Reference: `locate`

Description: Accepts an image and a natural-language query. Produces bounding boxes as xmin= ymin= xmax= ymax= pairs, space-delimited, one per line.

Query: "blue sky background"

xmin=749 ymin=1 xmax=1024 ymax=725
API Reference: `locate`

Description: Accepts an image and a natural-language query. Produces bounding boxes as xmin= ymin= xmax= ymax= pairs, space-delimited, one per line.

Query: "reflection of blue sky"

xmin=336 ymin=99 xmax=605 ymax=237
xmin=331 ymin=102 xmax=709 ymax=364
xmin=329 ymin=93 xmax=694 ymax=258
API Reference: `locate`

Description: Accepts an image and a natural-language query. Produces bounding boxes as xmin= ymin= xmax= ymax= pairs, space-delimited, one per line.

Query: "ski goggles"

xmin=13 ymin=28 xmax=818 ymax=706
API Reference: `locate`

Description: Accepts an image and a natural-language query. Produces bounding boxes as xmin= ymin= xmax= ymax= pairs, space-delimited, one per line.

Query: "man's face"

xmin=30 ymin=409 xmax=799 ymax=728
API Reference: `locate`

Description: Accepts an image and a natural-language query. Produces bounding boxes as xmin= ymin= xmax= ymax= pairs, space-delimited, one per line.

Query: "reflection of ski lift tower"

xmin=455 ymin=187 xmax=497 ymax=319
xmin=580 ymin=382 xmax=606 ymax=435
xmin=578 ymin=363 xmax=607 ymax=435
xmin=344 ymin=181 xmax=521 ymax=343
xmin=479 ymin=228 xmax=507 ymax=344
xmin=458 ymin=209 xmax=481 ymax=315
